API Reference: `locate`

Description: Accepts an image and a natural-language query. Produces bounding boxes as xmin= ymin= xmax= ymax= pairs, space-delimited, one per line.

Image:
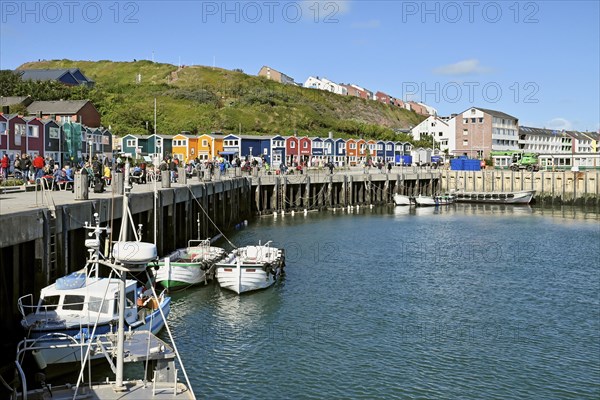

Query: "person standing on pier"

xmin=1 ymin=154 xmax=9 ymax=180
xmin=33 ymin=154 xmax=45 ymax=181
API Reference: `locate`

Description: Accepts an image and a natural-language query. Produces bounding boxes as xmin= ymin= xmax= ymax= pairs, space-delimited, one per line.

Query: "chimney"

xmin=1 ymin=106 xmax=9 ymax=114
xmin=328 ymin=131 xmax=333 ymax=139
xmin=36 ymin=111 xmax=42 ymax=118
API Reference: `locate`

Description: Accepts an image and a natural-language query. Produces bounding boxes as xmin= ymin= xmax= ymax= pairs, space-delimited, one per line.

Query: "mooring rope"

xmin=186 ymin=185 xmax=237 ymax=249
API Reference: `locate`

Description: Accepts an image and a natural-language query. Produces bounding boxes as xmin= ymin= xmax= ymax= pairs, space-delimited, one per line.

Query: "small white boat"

xmin=155 ymin=239 xmax=227 ymax=291
xmin=414 ymin=194 xmax=455 ymax=206
xmin=216 ymin=242 xmax=285 ymax=294
xmin=393 ymin=193 xmax=412 ymax=206
xmin=453 ymin=190 xmax=535 ymax=204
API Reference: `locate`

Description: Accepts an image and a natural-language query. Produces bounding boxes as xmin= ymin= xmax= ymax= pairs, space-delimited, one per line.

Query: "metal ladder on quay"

xmin=36 ymin=178 xmax=60 ymax=283
xmin=276 ymin=180 xmax=284 ymax=212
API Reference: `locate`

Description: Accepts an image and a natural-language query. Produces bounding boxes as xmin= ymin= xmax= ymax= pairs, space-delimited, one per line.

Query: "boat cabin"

xmin=21 ymin=275 xmax=141 ymax=331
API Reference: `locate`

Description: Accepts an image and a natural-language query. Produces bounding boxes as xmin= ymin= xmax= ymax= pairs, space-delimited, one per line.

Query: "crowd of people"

xmin=1 ymin=151 xmax=411 ymax=193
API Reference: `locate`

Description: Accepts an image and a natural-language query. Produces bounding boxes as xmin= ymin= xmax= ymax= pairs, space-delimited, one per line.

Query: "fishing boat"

xmin=155 ymin=239 xmax=226 ymax=291
xmin=393 ymin=193 xmax=412 ymax=206
xmin=453 ymin=190 xmax=535 ymax=204
xmin=414 ymin=194 xmax=455 ymax=207
xmin=17 ymin=215 xmax=170 ymax=344
xmin=216 ymin=241 xmax=285 ymax=294
xmin=9 ymin=161 xmax=195 ymax=399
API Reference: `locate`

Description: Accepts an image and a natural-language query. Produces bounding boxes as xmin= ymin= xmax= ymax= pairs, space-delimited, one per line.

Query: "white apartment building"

xmin=411 ymin=115 xmax=456 ymax=155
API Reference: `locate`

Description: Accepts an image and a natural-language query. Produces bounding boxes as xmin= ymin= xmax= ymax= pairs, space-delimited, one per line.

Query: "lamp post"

xmin=88 ymin=139 xmax=93 ymax=161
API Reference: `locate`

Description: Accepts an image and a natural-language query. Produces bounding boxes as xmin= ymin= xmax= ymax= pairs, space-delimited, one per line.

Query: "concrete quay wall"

xmin=441 ymin=170 xmax=600 ymax=206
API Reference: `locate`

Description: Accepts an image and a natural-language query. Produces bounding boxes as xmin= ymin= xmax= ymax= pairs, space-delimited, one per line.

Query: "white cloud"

xmin=433 ymin=59 xmax=492 ymax=76
xmin=352 ymin=19 xmax=380 ymax=29
xmin=546 ymin=117 xmax=573 ymax=131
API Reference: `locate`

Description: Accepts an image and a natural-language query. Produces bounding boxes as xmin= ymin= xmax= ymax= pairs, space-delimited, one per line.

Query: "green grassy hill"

xmin=17 ymin=59 xmax=425 ymax=140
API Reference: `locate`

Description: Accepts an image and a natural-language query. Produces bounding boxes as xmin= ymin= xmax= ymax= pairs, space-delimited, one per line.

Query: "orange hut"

xmin=197 ymin=133 xmax=225 ymax=161
xmin=171 ymin=133 xmax=198 ymax=162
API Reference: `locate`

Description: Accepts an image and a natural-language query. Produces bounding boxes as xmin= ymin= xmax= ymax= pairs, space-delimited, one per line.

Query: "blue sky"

xmin=1 ymin=0 xmax=599 ymax=131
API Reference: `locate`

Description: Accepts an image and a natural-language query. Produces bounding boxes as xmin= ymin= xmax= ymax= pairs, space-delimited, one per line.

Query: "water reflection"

xmin=413 ymin=205 xmax=455 ymax=216
xmin=393 ymin=206 xmax=412 ymax=217
xmin=387 ymin=203 xmax=599 ymax=221
xmin=455 ymin=203 xmax=534 ymax=215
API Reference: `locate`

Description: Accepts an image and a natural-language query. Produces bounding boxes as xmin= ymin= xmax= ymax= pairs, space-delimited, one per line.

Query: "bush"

xmin=0 ymin=178 xmax=25 ymax=186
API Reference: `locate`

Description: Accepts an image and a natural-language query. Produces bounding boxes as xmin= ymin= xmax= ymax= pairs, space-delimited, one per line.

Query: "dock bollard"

xmin=177 ymin=167 xmax=187 ymax=184
xmin=74 ymin=172 xmax=88 ymax=200
xmin=161 ymin=170 xmax=171 ymax=188
xmin=113 ymin=172 xmax=124 ymax=195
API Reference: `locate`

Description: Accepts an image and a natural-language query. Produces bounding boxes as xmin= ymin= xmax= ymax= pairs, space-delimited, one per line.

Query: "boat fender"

xmin=32 ymin=349 xmax=47 ymax=370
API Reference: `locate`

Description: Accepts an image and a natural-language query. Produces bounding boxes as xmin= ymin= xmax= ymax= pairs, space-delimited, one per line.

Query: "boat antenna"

xmin=185 ymin=185 xmax=237 ymax=249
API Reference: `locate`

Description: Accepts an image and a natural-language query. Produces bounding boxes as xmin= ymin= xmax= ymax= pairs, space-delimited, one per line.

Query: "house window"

xmin=49 ymin=127 xmax=60 ymax=139
xmin=0 ymin=122 xmax=6 ymax=134
xmin=479 ymin=118 xmax=483 ymax=123
xmin=302 ymin=142 xmax=308 ymax=149
xmin=27 ymin=125 xmax=39 ymax=137
xmin=463 ymin=129 xmax=469 ymax=136
xmin=15 ymin=124 xmax=25 ymax=145
xmin=463 ymin=140 xmax=469 ymax=145
xmin=202 ymin=140 xmax=208 ymax=147
xmin=463 ymin=118 xmax=468 ymax=124
xmin=126 ymin=139 xmax=136 ymax=147
xmin=349 ymin=143 xmax=356 ymax=149
xmin=290 ymin=141 xmax=296 ymax=148
xmin=471 ymin=118 xmax=476 ymax=123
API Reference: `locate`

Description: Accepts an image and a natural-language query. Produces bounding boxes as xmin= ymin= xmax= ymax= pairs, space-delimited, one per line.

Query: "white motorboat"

xmin=414 ymin=194 xmax=455 ymax=207
xmin=155 ymin=239 xmax=227 ymax=291
xmin=216 ymin=242 xmax=285 ymax=294
xmin=453 ymin=190 xmax=535 ymax=204
xmin=17 ymin=215 xmax=170 ymax=369
xmin=10 ymin=161 xmax=195 ymax=399
xmin=393 ymin=193 xmax=412 ymax=206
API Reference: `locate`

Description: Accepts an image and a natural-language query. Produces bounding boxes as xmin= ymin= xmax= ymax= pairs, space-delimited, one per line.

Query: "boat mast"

xmin=115 ymin=160 xmax=132 ymax=391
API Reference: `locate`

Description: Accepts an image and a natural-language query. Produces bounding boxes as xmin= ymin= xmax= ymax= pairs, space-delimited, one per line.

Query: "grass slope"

xmin=18 ymin=59 xmax=424 ymax=140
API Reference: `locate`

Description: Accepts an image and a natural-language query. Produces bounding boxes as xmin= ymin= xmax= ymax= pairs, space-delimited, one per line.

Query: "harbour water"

xmin=163 ymin=204 xmax=599 ymax=399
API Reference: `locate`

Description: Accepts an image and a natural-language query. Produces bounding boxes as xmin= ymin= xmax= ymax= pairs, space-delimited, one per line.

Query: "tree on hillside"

xmin=0 ymin=70 xmax=24 ymax=95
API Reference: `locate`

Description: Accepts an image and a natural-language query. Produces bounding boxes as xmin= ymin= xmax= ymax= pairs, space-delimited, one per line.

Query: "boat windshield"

xmin=88 ymin=296 xmax=111 ymax=314
xmin=63 ymin=295 xmax=85 ymax=311
xmin=39 ymin=295 xmax=60 ymax=311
